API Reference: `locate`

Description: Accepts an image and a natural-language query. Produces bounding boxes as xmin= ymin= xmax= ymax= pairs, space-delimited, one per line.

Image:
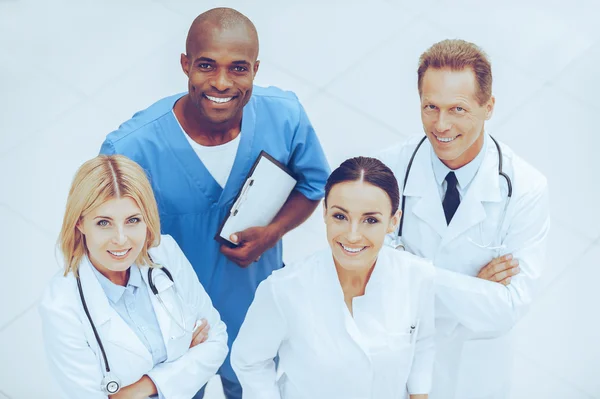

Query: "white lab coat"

xmin=231 ymin=246 xmax=435 ymax=399
xmin=379 ymin=134 xmax=550 ymax=399
xmin=39 ymin=234 xmax=229 ymax=399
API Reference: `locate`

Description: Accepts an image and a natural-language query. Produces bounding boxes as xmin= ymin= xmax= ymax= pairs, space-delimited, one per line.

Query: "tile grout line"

xmin=317 ymin=89 xmax=414 ymax=139
xmin=318 ymin=9 xmax=426 ymax=92
xmin=540 ymin=238 xmax=599 ymax=299
xmin=0 ymin=97 xmax=88 ymax=159
xmin=515 ymin=349 xmax=597 ymax=399
xmin=544 ymin=40 xmax=598 ymax=85
xmin=487 ymin=44 xmax=599 ymax=132
xmin=1 ymin=202 xmax=56 ymax=240
xmin=0 ymin=300 xmax=39 ymax=334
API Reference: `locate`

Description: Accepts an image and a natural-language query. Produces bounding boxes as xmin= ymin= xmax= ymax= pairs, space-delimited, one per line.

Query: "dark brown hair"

xmin=325 ymin=157 xmax=399 ymax=214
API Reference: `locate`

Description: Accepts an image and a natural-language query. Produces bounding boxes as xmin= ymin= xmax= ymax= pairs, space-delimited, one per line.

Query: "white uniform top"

xmin=231 ymin=246 xmax=435 ymax=399
xmin=39 ymin=235 xmax=229 ymax=399
xmin=176 ymin=111 xmax=241 ymax=188
xmin=379 ymin=134 xmax=550 ymax=399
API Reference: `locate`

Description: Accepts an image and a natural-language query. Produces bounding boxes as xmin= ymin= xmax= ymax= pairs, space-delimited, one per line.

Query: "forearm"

xmin=268 ymin=190 xmax=320 ymax=240
xmin=148 ymin=327 xmax=228 ymax=397
xmin=231 ymin=280 xmax=285 ymax=399
xmin=110 ymin=375 xmax=157 ymax=399
xmin=410 ymin=394 xmax=428 ymax=399
xmin=435 ymin=266 xmax=530 ymax=335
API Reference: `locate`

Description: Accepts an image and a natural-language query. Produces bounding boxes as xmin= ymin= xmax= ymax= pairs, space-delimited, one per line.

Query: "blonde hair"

xmin=59 ymin=155 xmax=161 ymax=277
xmin=417 ymin=39 xmax=493 ymax=105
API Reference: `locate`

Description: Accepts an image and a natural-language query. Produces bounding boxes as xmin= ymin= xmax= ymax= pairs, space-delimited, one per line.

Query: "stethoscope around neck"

xmin=393 ymin=135 xmax=513 ymax=252
xmin=76 ymin=262 xmax=193 ymax=395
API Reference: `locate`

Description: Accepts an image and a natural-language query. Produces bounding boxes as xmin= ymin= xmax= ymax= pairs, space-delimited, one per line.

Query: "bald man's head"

xmin=179 ymin=8 xmax=261 ymax=128
xmin=186 ymin=7 xmax=259 ymax=59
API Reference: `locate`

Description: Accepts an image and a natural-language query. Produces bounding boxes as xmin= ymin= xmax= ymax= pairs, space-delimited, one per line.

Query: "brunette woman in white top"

xmin=231 ymin=157 xmax=435 ymax=399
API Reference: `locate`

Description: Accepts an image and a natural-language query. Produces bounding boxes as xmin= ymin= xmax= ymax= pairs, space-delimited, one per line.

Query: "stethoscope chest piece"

xmin=101 ymin=372 xmax=121 ymax=394
xmin=392 ymin=240 xmax=406 ymax=251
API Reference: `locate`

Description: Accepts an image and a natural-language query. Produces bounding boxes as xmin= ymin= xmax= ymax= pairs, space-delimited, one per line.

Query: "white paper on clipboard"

xmin=217 ymin=152 xmax=297 ymax=246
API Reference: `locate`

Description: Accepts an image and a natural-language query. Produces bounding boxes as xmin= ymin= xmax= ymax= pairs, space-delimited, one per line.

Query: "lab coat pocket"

xmin=371 ymin=332 xmax=415 ymax=396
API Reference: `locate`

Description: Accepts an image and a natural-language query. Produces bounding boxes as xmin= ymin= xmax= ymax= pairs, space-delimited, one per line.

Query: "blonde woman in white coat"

xmin=232 ymin=157 xmax=435 ymax=399
xmin=39 ymin=155 xmax=228 ymax=399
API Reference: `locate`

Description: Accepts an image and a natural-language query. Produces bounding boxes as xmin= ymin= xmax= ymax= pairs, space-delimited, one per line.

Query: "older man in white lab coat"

xmin=379 ymin=39 xmax=550 ymax=399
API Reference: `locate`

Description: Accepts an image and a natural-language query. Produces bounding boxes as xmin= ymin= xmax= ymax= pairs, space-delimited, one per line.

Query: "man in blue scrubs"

xmin=100 ymin=8 xmax=330 ymax=398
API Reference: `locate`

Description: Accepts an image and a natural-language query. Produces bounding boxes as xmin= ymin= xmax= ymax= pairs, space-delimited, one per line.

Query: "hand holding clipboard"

xmin=215 ymin=151 xmax=297 ymax=253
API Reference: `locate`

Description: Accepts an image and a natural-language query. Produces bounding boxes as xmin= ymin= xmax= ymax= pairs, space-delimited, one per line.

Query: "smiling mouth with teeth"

xmin=434 ymin=133 xmax=458 ymax=143
xmin=338 ymin=242 xmax=367 ymax=254
xmin=108 ymin=249 xmax=130 ymax=257
xmin=204 ymin=94 xmax=234 ymax=104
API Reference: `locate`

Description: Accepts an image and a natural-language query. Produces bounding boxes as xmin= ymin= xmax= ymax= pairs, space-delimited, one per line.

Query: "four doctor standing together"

xmin=40 ymin=5 xmax=549 ymax=399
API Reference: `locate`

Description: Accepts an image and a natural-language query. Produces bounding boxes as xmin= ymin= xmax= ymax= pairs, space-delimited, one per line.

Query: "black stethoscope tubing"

xmin=76 ymin=265 xmax=174 ymax=393
xmin=397 ymin=135 xmax=512 ymax=238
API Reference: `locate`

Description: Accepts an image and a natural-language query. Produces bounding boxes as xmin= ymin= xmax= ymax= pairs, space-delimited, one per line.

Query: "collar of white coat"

xmin=402 ymin=132 xmax=503 ymax=243
xmin=78 ymin=255 xmax=172 ymax=362
xmin=322 ymin=252 xmax=384 ymax=364
xmin=430 ymin=132 xmax=488 ymax=193
xmin=78 ymin=256 xmax=175 ymax=324
xmin=139 ymin=265 xmax=175 ymax=295
xmin=78 ymin=256 xmax=121 ymax=327
xmin=403 ymin=132 xmax=503 ymax=202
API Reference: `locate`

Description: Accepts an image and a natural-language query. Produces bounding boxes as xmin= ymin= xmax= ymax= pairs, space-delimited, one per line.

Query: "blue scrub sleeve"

xmin=99 ymin=139 xmax=116 ymax=155
xmin=287 ymin=103 xmax=330 ymax=201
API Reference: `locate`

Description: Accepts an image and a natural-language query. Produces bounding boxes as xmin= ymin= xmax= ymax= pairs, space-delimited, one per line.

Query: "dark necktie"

xmin=443 ymin=172 xmax=460 ymax=225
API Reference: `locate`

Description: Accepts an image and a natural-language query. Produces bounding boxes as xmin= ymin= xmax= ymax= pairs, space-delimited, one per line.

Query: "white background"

xmin=0 ymin=0 xmax=598 ymax=398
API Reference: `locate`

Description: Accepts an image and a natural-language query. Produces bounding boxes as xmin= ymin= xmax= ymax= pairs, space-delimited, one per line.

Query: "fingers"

xmin=478 ymin=254 xmax=522 ymax=284
xmin=478 ymin=254 xmax=513 ymax=279
xmin=190 ymin=319 xmax=210 ymax=348
xmin=230 ymin=227 xmax=260 ymax=245
xmin=196 ymin=320 xmax=211 ymax=344
xmin=490 ymin=259 xmax=519 ymax=280
xmin=490 ymin=265 xmax=520 ymax=284
xmin=220 ymin=244 xmax=256 ymax=268
xmin=498 ymin=276 xmax=513 ymax=286
xmin=190 ymin=319 xmax=203 ymax=340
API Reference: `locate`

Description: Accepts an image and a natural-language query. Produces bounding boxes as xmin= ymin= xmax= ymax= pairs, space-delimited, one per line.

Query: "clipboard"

xmin=215 ymin=151 xmax=297 ymax=247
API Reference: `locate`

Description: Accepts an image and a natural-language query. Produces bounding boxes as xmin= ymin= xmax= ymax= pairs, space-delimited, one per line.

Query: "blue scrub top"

xmin=100 ymin=86 xmax=330 ymax=381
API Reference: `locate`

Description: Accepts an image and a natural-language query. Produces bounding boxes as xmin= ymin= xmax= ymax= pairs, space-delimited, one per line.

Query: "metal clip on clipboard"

xmin=215 ymin=151 xmax=297 ymax=247
xmin=231 ymin=179 xmax=254 ymax=216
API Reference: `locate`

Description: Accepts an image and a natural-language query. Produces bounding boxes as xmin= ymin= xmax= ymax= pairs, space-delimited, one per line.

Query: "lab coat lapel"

xmin=321 ymin=254 xmax=371 ymax=362
xmin=404 ymin=142 xmax=447 ymax=239
xmin=140 ymin=266 xmax=177 ymax=359
xmin=441 ymin=143 xmax=502 ymax=247
xmin=219 ymin=98 xmax=257 ymax=207
xmin=78 ymin=259 xmax=151 ymax=362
